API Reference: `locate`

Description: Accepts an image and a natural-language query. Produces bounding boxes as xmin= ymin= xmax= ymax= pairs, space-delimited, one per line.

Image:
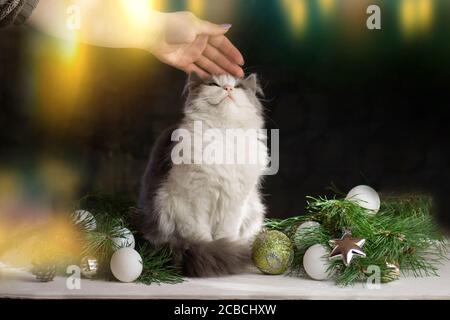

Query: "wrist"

xmin=136 ymin=11 xmax=167 ymax=53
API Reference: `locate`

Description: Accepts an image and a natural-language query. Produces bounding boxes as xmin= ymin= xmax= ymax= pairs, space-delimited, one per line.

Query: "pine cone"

xmin=31 ymin=260 xmax=57 ymax=282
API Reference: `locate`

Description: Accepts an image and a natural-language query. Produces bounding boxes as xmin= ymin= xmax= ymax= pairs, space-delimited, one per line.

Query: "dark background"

xmin=1 ymin=0 xmax=449 ymax=229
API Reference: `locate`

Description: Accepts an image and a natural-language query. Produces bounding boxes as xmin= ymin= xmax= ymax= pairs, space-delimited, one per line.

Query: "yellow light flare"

xmin=37 ymin=157 xmax=81 ymax=204
xmin=282 ymin=0 xmax=308 ymax=38
xmin=0 ymin=223 xmax=6 ymax=259
xmin=400 ymin=0 xmax=416 ymax=38
xmin=119 ymin=0 xmax=166 ymax=51
xmin=28 ymin=1 xmax=88 ymax=131
xmin=400 ymin=0 xmax=434 ymax=39
xmin=187 ymin=0 xmax=205 ymax=17
xmin=121 ymin=0 xmax=152 ymax=26
xmin=149 ymin=0 xmax=165 ymax=11
xmin=0 ymin=169 xmax=22 ymax=204
xmin=120 ymin=0 xmax=165 ymax=23
xmin=318 ymin=0 xmax=335 ymax=17
xmin=57 ymin=31 xmax=79 ymax=64
xmin=0 ymin=214 xmax=81 ymax=268
xmin=417 ymin=0 xmax=433 ymax=33
xmin=32 ymin=35 xmax=88 ymax=132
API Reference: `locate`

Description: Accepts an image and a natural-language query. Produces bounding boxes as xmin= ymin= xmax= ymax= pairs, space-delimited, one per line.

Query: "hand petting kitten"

xmin=149 ymin=11 xmax=245 ymax=79
xmin=27 ymin=1 xmax=244 ymax=78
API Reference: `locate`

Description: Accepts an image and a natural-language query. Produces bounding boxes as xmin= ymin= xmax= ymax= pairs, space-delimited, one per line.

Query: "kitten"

xmin=136 ymin=74 xmax=268 ymax=277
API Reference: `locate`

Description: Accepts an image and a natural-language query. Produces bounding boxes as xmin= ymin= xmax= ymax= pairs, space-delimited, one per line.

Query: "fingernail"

xmin=221 ymin=24 xmax=232 ymax=30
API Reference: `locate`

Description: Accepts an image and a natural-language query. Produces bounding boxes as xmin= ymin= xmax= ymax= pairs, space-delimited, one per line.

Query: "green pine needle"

xmin=74 ymin=193 xmax=184 ymax=285
xmin=136 ymin=244 xmax=184 ymax=285
xmin=72 ymin=192 xmax=447 ymax=287
xmin=265 ymin=194 xmax=448 ymax=286
xmin=81 ymin=215 xmax=127 ymax=277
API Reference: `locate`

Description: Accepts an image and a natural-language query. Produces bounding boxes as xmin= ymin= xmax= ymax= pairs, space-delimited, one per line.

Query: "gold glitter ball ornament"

xmin=252 ymin=230 xmax=294 ymax=275
xmin=80 ymin=256 xmax=99 ymax=279
xmin=382 ymin=262 xmax=401 ymax=283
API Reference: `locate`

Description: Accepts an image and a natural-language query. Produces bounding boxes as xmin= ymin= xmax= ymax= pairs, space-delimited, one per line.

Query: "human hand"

xmin=145 ymin=11 xmax=244 ymax=79
xmin=27 ymin=2 xmax=244 ymax=78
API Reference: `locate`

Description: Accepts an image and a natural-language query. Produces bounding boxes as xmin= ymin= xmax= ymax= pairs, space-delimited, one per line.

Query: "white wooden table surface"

xmin=1 ymin=258 xmax=449 ymax=300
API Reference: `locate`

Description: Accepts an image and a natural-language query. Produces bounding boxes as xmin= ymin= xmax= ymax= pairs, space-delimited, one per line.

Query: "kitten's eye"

xmin=235 ymin=83 xmax=243 ymax=89
xmin=209 ymin=82 xmax=220 ymax=87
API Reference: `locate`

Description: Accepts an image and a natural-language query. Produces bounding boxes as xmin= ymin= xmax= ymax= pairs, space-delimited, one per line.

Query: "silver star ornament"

xmin=329 ymin=231 xmax=366 ymax=266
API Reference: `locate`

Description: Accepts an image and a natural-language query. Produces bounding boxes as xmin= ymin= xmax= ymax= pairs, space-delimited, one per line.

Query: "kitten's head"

xmin=183 ymin=73 xmax=264 ymax=121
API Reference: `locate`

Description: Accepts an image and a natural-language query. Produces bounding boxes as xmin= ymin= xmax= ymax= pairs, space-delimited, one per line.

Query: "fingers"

xmin=197 ymin=19 xmax=232 ymax=36
xmin=203 ymin=44 xmax=244 ymax=78
xmin=182 ymin=34 xmax=209 ymax=63
xmin=196 ymin=56 xmax=227 ymax=75
xmin=185 ymin=64 xmax=210 ymax=80
xmin=209 ymin=35 xmax=244 ymax=66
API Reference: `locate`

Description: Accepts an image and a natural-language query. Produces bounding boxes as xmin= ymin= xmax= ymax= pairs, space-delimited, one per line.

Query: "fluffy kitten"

xmin=136 ymin=74 xmax=267 ymax=277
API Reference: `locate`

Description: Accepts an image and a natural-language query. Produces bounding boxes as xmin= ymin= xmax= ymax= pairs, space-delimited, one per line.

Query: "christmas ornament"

xmin=110 ymin=248 xmax=143 ymax=282
xmin=112 ymin=227 xmax=135 ymax=250
xmin=72 ymin=210 xmax=97 ymax=231
xmin=346 ymin=185 xmax=380 ymax=214
xmin=294 ymin=221 xmax=320 ymax=248
xmin=252 ymin=230 xmax=294 ymax=275
xmin=382 ymin=262 xmax=400 ymax=283
xmin=31 ymin=260 xmax=57 ymax=282
xmin=303 ymin=244 xmax=329 ymax=280
xmin=329 ymin=230 xmax=366 ymax=266
xmin=264 ymin=193 xmax=445 ymax=286
xmin=80 ymin=256 xmax=99 ymax=278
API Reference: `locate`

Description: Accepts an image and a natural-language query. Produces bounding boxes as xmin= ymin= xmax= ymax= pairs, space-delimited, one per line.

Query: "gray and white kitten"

xmin=136 ymin=74 xmax=267 ymax=277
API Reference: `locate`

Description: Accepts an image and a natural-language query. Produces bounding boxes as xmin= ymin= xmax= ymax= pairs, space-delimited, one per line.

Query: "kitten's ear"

xmin=243 ymin=73 xmax=264 ymax=97
xmin=183 ymin=72 xmax=206 ymax=95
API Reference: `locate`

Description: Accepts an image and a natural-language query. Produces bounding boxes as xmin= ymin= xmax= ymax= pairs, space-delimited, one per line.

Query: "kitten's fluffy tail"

xmin=173 ymin=238 xmax=251 ymax=277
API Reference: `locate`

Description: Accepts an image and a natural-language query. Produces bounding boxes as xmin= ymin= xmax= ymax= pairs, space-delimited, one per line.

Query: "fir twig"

xmin=268 ymin=194 xmax=447 ymax=286
xmin=81 ymin=215 xmax=127 ymax=277
xmin=137 ymin=244 xmax=184 ymax=285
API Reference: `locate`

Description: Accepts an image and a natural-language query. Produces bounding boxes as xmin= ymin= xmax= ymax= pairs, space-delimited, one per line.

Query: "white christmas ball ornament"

xmin=346 ymin=185 xmax=380 ymax=214
xmin=110 ymin=248 xmax=143 ymax=283
xmin=72 ymin=210 xmax=97 ymax=230
xmin=303 ymin=244 xmax=329 ymax=281
xmin=112 ymin=227 xmax=135 ymax=250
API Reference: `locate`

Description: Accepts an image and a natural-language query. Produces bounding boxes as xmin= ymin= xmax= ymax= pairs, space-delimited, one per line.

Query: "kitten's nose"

xmin=224 ymin=85 xmax=233 ymax=92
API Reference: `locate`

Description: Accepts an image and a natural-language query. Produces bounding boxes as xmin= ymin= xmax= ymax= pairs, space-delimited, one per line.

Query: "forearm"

xmin=27 ymin=0 xmax=164 ymax=50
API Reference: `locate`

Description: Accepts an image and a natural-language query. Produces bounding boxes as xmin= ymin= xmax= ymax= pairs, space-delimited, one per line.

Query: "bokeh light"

xmin=0 ymin=157 xmax=83 ymax=270
xmin=400 ymin=0 xmax=434 ymax=39
xmin=150 ymin=0 xmax=165 ymax=11
xmin=0 ymin=168 xmax=22 ymax=205
xmin=417 ymin=0 xmax=433 ymax=34
xmin=281 ymin=0 xmax=308 ymax=38
xmin=122 ymin=0 xmax=152 ymax=25
xmin=30 ymin=34 xmax=88 ymax=133
xmin=0 ymin=212 xmax=81 ymax=269
xmin=318 ymin=0 xmax=335 ymax=18
xmin=37 ymin=156 xmax=82 ymax=205
xmin=187 ymin=0 xmax=205 ymax=17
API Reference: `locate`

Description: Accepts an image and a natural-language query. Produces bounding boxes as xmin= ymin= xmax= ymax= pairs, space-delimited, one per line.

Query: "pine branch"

xmin=136 ymin=244 xmax=184 ymax=285
xmin=71 ymin=192 xmax=446 ymax=287
xmin=272 ymin=194 xmax=447 ymax=286
xmin=264 ymin=216 xmax=309 ymax=232
xmin=81 ymin=215 xmax=128 ymax=277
